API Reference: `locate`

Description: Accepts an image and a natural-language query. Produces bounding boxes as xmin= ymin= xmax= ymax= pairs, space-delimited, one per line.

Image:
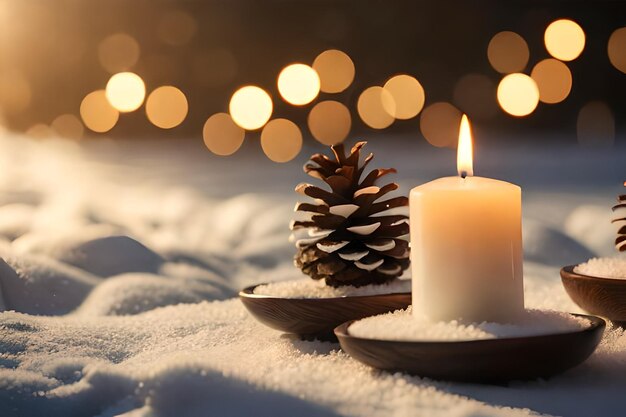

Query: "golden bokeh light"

xmin=202 ymin=113 xmax=245 ymax=156
xmin=544 ymin=19 xmax=585 ymax=61
xmin=496 ymin=73 xmax=539 ymax=117
xmin=80 ymin=90 xmax=120 ymax=133
xmin=608 ymin=27 xmax=626 ymax=74
xmin=105 ymin=72 xmax=146 ymax=112
xmin=487 ymin=31 xmax=530 ymax=74
xmin=260 ymin=119 xmax=303 ymax=163
xmin=277 ymin=64 xmax=320 ymax=106
xmin=383 ymin=74 xmax=425 ymax=120
xmin=51 ymin=114 xmax=84 ymax=140
xmin=97 ymin=33 xmax=140 ymax=73
xmin=26 ymin=124 xmax=52 ymax=139
xmin=145 ymin=86 xmax=188 ymax=129
xmin=0 ymin=70 xmax=31 ymax=114
xmin=452 ymin=74 xmax=497 ymax=120
xmin=357 ymin=86 xmax=395 ymax=129
xmin=419 ymin=102 xmax=462 ymax=148
xmin=312 ymin=49 xmax=355 ymax=93
xmin=577 ymin=101 xmax=615 ymax=147
xmin=229 ymin=85 xmax=273 ymax=130
xmin=157 ymin=10 xmax=198 ymax=46
xmin=530 ymin=59 xmax=572 ymax=104
xmin=307 ymin=100 xmax=351 ymax=145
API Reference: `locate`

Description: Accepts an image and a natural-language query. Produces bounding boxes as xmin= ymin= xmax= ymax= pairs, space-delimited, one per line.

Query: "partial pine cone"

xmin=613 ymin=182 xmax=626 ymax=252
xmin=290 ymin=141 xmax=410 ymax=287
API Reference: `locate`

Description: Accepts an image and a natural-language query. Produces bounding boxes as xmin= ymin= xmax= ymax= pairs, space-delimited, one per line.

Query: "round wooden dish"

xmin=335 ymin=313 xmax=604 ymax=383
xmin=561 ymin=264 xmax=626 ymax=323
xmin=239 ymin=284 xmax=411 ymax=341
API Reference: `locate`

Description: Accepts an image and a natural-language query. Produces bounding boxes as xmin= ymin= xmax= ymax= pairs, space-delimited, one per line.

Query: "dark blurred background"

xmin=0 ymin=0 xmax=625 ymax=153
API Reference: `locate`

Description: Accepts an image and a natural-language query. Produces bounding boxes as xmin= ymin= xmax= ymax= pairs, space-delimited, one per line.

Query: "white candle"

xmin=410 ymin=115 xmax=524 ymax=323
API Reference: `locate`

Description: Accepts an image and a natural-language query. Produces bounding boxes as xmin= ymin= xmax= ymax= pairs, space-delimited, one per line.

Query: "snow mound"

xmin=575 ymin=257 xmax=626 ymax=279
xmin=0 ymin=204 xmax=35 ymax=241
xmin=0 ymin=251 xmax=99 ymax=315
xmin=75 ymin=273 xmax=227 ymax=316
xmin=565 ymin=205 xmax=616 ymax=257
xmin=16 ymin=234 xmax=164 ymax=277
xmin=523 ymin=219 xmax=595 ymax=266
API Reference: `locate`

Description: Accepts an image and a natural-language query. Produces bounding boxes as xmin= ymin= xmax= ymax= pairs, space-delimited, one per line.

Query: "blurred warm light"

xmin=608 ymin=27 xmax=626 ymax=74
xmin=0 ymin=70 xmax=31 ymax=114
xmin=357 ymin=86 xmax=395 ymax=129
xmin=419 ymin=102 xmax=462 ymax=148
xmin=26 ymin=124 xmax=52 ymax=139
xmin=98 ymin=33 xmax=140 ymax=73
xmin=312 ymin=49 xmax=355 ymax=93
xmin=229 ymin=86 xmax=273 ymax=130
xmin=146 ymin=86 xmax=188 ymax=129
xmin=105 ymin=72 xmax=146 ymax=112
xmin=80 ymin=90 xmax=120 ymax=133
xmin=383 ymin=75 xmax=425 ymax=120
xmin=261 ymin=119 xmax=303 ymax=163
xmin=307 ymin=100 xmax=351 ymax=145
xmin=577 ymin=101 xmax=615 ymax=147
xmin=277 ymin=64 xmax=320 ymax=106
xmin=544 ymin=19 xmax=585 ymax=61
xmin=157 ymin=10 xmax=198 ymax=46
xmin=457 ymin=115 xmax=473 ymax=178
xmin=487 ymin=31 xmax=529 ymax=74
xmin=496 ymin=73 xmax=539 ymax=117
xmin=452 ymin=74 xmax=497 ymax=120
xmin=51 ymin=114 xmax=84 ymax=140
xmin=530 ymin=59 xmax=572 ymax=104
xmin=193 ymin=49 xmax=238 ymax=87
xmin=202 ymin=113 xmax=245 ymax=156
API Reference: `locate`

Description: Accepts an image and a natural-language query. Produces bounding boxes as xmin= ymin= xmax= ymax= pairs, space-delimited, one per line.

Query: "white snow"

xmin=348 ymin=307 xmax=590 ymax=341
xmin=253 ymin=277 xmax=411 ymax=298
xmin=0 ymin=133 xmax=625 ymax=417
xmin=575 ymin=257 xmax=626 ymax=279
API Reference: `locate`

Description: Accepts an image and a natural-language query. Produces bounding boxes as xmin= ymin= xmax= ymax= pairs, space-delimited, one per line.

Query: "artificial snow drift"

xmin=1 ymin=133 xmax=626 ymax=417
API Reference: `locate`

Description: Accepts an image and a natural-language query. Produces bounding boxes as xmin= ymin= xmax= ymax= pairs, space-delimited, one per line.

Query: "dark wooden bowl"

xmin=239 ymin=284 xmax=411 ymax=341
xmin=561 ymin=265 xmax=626 ymax=323
xmin=335 ymin=313 xmax=604 ymax=383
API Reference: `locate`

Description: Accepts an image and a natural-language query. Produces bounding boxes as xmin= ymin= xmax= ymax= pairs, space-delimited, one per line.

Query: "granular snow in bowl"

xmin=348 ymin=307 xmax=591 ymax=342
xmin=253 ymin=277 xmax=411 ymax=298
xmin=574 ymin=257 xmax=626 ymax=279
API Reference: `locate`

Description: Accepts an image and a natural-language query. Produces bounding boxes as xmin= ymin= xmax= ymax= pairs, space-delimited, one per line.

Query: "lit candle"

xmin=410 ymin=115 xmax=524 ymax=323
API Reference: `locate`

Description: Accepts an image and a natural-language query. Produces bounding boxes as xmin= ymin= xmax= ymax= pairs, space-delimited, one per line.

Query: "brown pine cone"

xmin=290 ymin=141 xmax=410 ymax=287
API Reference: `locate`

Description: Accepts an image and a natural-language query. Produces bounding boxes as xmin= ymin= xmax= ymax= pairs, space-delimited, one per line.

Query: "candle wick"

xmin=460 ymin=171 xmax=467 ymax=179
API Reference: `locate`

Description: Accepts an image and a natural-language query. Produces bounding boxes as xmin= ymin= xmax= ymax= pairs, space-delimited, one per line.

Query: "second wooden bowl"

xmin=561 ymin=264 xmax=626 ymax=323
xmin=335 ymin=313 xmax=605 ymax=383
xmin=239 ymin=284 xmax=411 ymax=341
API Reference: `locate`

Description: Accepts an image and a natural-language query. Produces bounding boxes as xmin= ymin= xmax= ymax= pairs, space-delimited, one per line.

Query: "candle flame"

xmin=457 ymin=114 xmax=473 ymax=178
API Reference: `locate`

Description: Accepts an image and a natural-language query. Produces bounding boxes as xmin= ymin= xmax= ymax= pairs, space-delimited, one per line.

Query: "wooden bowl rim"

xmin=239 ymin=283 xmax=412 ymax=302
xmin=334 ymin=312 xmax=605 ymax=347
xmin=561 ymin=264 xmax=626 ymax=284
